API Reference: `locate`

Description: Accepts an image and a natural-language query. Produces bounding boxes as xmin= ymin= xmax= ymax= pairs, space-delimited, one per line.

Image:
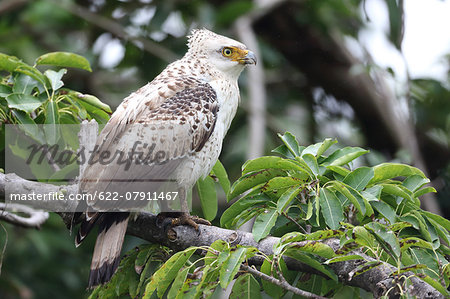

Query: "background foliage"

xmin=0 ymin=0 xmax=449 ymax=298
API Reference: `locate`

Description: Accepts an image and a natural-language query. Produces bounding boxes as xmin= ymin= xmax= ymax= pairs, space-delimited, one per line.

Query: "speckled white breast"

xmin=176 ymin=79 xmax=240 ymax=188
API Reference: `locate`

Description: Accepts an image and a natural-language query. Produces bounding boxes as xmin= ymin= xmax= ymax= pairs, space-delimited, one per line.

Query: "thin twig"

xmin=48 ymin=0 xmax=178 ymax=62
xmin=0 ymin=203 xmax=49 ymax=229
xmin=0 ymin=222 xmax=8 ymax=275
xmin=282 ymin=212 xmax=307 ymax=233
xmin=241 ymin=264 xmax=328 ymax=299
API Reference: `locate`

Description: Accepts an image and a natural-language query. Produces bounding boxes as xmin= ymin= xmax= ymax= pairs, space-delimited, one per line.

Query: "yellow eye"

xmin=222 ymin=47 xmax=233 ymax=57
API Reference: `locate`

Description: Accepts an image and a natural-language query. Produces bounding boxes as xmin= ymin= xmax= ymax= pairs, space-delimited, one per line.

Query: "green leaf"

xmin=391 ymin=264 xmax=428 ymax=276
xmin=230 ymin=207 xmax=263 ymax=230
xmin=285 ymin=241 xmax=335 ymax=259
xmin=262 ymin=176 xmax=302 ymax=193
xmin=252 ymin=208 xmax=278 ymax=242
xmin=6 ymin=93 xmax=45 ymax=113
xmin=134 ymin=244 xmax=160 ymax=274
xmin=0 ymin=53 xmax=24 ymax=72
xmin=427 ymin=218 xmax=450 ymax=245
xmin=283 ymin=250 xmax=337 ymax=281
xmin=409 ymin=211 xmax=433 ymax=244
xmin=44 ymin=101 xmax=60 ymax=145
xmin=205 ymin=240 xmax=229 ymax=266
xmin=306 ymin=229 xmax=344 ymax=241
xmin=230 ymin=273 xmax=261 ymax=299
xmin=197 ymin=175 xmax=217 ymax=221
xmin=420 ymin=211 xmax=450 ymax=231
xmin=35 ymin=51 xmax=92 ymax=72
xmin=324 ymin=255 xmax=365 ymax=264
xmin=365 ymin=222 xmax=400 ymax=259
xmin=260 ymin=259 xmax=284 ymax=298
xmin=212 ymin=160 xmax=230 ymax=194
xmin=399 ymin=237 xmax=433 ymax=252
xmin=70 ymin=91 xmax=111 ymax=113
xmin=369 ymin=163 xmax=426 ymax=185
xmin=326 ymin=165 xmax=350 ymax=177
xmin=78 ymin=100 xmax=110 ymax=123
xmin=304 ymin=199 xmax=313 ymax=221
xmin=319 ymin=188 xmax=344 ymax=230
xmin=10 ymin=111 xmax=45 ymax=143
xmin=44 ymin=69 xmax=66 ymax=91
xmin=414 ymin=186 xmax=436 ymax=198
xmin=242 ymin=156 xmax=309 ymax=176
xmin=220 ymin=195 xmax=267 ymax=228
xmin=14 ymin=65 xmax=46 ymax=86
xmin=321 ymin=147 xmax=368 ymax=166
xmin=13 ymin=73 xmax=39 ymax=94
xmin=0 ymin=84 xmax=11 ymax=97
xmin=329 ymin=181 xmax=365 ymax=216
xmin=402 ymin=175 xmax=430 ymax=192
xmin=44 ymin=100 xmax=59 ymax=124
xmin=380 ymin=183 xmax=412 ymax=202
xmin=389 ymin=221 xmax=412 ymax=232
xmin=302 ymin=153 xmax=319 ymax=176
xmin=296 ymin=274 xmax=323 ymax=297
xmin=176 ymin=265 xmax=216 ymax=299
xmin=143 ymin=247 xmax=196 ymax=298
xmin=348 ymin=261 xmax=382 ymax=280
xmin=352 ymin=226 xmax=375 ymax=248
xmin=343 ymin=167 xmax=374 ymax=191
xmin=315 ymin=138 xmax=337 ymax=157
xmin=277 ymin=132 xmax=301 ymax=157
xmin=228 ymin=169 xmax=286 ymax=200
xmin=386 ymin=0 xmax=404 ymax=50
xmin=271 ymin=144 xmax=295 ymax=159
xmin=280 ymin=232 xmax=307 ymax=244
xmin=219 ymin=247 xmax=247 ymax=289
xmin=371 ymin=201 xmax=396 ymax=224
xmin=277 ymin=186 xmax=301 ymax=213
xmin=167 ymin=266 xmax=189 ymax=299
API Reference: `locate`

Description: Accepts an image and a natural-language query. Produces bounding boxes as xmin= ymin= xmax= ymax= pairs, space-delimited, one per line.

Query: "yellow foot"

xmin=171 ymin=213 xmax=211 ymax=230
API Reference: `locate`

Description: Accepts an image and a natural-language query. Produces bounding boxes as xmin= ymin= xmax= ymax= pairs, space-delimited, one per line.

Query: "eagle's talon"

xmin=171 ymin=213 xmax=211 ymax=230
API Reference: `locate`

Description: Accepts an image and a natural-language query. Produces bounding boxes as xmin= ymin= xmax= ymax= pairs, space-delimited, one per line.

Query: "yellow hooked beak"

xmin=239 ymin=50 xmax=257 ymax=65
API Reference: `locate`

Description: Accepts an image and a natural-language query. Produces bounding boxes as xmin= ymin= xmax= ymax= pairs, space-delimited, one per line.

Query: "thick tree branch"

xmin=0 ymin=173 xmax=444 ymax=298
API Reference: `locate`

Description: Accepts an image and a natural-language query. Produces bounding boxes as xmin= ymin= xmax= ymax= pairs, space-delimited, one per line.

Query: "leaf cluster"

xmin=0 ymin=52 xmax=111 ymax=134
xmin=95 ymin=132 xmax=450 ymax=298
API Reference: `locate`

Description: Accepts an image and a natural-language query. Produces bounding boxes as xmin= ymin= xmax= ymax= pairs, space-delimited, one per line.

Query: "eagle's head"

xmin=186 ymin=28 xmax=257 ymax=78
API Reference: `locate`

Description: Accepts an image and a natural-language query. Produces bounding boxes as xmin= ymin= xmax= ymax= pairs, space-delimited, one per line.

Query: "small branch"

xmin=241 ymin=264 xmax=327 ymax=299
xmin=0 ymin=0 xmax=28 ymax=15
xmin=0 ymin=203 xmax=49 ymax=229
xmin=48 ymin=0 xmax=178 ymax=62
xmin=282 ymin=212 xmax=307 ymax=233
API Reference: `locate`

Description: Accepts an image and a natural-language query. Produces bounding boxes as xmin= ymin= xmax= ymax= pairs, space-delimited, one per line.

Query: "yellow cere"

xmin=222 ymin=47 xmax=249 ymax=64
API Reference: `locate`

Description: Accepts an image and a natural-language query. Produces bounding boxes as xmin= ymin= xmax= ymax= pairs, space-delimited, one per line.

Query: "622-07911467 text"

xmin=92 ymin=191 xmax=179 ymax=201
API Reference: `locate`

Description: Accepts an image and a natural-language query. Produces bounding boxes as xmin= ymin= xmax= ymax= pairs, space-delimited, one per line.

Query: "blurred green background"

xmin=0 ymin=0 xmax=449 ymax=298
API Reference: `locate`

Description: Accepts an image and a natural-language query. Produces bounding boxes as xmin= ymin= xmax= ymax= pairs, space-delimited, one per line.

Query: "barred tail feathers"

xmin=85 ymin=213 xmax=129 ymax=288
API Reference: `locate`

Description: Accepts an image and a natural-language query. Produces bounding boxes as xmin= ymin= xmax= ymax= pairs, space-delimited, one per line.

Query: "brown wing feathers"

xmin=76 ymin=80 xmax=218 ymax=288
